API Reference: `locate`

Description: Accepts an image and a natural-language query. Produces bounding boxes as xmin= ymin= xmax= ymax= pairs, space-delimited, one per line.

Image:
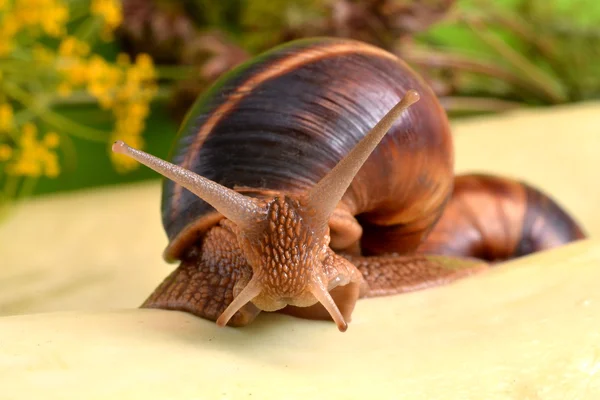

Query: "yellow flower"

xmin=44 ymin=132 xmax=60 ymax=148
xmin=0 ymin=103 xmax=14 ymax=132
xmin=91 ymin=0 xmax=122 ymax=39
xmin=56 ymin=36 xmax=92 ymax=96
xmin=0 ymin=17 xmax=19 ymax=56
xmin=118 ymin=53 xmax=158 ymax=102
xmin=58 ymin=36 xmax=90 ymax=58
xmin=12 ymin=0 xmax=69 ymax=37
xmin=128 ymin=102 xmax=149 ymax=120
xmin=39 ymin=1 xmax=69 ymax=37
xmin=102 ymin=52 xmax=158 ymax=172
xmin=134 ymin=54 xmax=154 ymax=72
xmin=0 ymin=144 xmax=12 ymax=161
xmin=5 ymin=123 xmax=61 ymax=178
xmin=86 ymin=55 xmax=121 ymax=108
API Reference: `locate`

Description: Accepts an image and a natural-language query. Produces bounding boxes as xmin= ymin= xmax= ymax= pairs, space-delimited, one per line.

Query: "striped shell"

xmin=161 ymin=37 xmax=453 ymax=262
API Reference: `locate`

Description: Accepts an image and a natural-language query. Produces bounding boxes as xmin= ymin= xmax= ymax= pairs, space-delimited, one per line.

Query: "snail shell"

xmin=160 ymin=37 xmax=453 ymax=262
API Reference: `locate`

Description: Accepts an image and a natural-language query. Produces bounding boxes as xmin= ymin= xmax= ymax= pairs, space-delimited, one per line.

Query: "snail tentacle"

xmin=216 ymin=276 xmax=263 ymax=328
xmin=112 ymin=141 xmax=266 ymax=230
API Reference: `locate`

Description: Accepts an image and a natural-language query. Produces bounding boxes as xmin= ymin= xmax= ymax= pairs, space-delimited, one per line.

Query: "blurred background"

xmin=0 ymin=0 xmax=599 ymax=220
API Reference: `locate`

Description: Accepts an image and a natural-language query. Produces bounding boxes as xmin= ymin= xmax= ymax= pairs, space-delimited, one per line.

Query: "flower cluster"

xmin=0 ymin=0 xmax=69 ymax=55
xmin=0 ymin=99 xmax=60 ymax=178
xmin=91 ymin=0 xmax=123 ymax=40
xmin=101 ymin=53 xmax=158 ymax=172
xmin=55 ymin=37 xmax=158 ymax=172
xmin=0 ymin=0 xmax=159 ymax=205
xmin=3 ymin=123 xmax=60 ymax=178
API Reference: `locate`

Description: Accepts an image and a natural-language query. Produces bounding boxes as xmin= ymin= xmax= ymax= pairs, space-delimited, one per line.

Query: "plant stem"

xmin=439 ymin=96 xmax=524 ymax=114
xmin=4 ymin=82 xmax=110 ymax=143
xmin=0 ymin=174 xmax=19 ymax=221
xmin=155 ymin=65 xmax=198 ymax=80
xmin=2 ymin=175 xmax=20 ymax=200
xmin=463 ymin=17 xmax=567 ymax=104
xmin=403 ymin=47 xmax=554 ymax=102
xmin=16 ymin=176 xmax=38 ymax=200
xmin=65 ymin=0 xmax=91 ymax=22
xmin=44 ymin=85 xmax=173 ymax=107
xmin=13 ymin=108 xmax=38 ymax=128
xmin=462 ymin=1 xmax=578 ymax=102
xmin=468 ymin=0 xmax=558 ymax=60
xmin=58 ymin=130 xmax=80 ymax=174
xmin=74 ymin=16 xmax=102 ymax=45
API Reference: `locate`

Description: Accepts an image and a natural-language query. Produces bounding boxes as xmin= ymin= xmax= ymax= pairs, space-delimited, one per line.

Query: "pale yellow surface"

xmin=0 ymin=103 xmax=599 ymax=399
xmin=0 ymin=183 xmax=166 ymax=315
xmin=1 ymin=239 xmax=599 ymax=399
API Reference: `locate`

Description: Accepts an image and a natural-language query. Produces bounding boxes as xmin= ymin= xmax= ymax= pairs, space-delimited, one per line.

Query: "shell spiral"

xmin=161 ymin=37 xmax=454 ymax=261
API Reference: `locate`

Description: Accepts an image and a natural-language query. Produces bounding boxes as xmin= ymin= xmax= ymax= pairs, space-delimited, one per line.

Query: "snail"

xmin=112 ymin=37 xmax=585 ymax=332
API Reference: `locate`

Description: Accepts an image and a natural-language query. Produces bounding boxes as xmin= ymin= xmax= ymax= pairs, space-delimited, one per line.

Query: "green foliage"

xmin=416 ymin=0 xmax=600 ymax=105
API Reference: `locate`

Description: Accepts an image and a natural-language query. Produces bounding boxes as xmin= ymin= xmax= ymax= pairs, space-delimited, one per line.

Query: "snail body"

xmin=113 ymin=38 xmax=585 ymax=332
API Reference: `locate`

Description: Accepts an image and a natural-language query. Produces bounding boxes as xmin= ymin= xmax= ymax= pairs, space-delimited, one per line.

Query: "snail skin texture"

xmin=112 ymin=37 xmax=585 ymax=332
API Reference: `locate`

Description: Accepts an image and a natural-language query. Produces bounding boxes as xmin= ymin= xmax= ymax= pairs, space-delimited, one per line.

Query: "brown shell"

xmin=417 ymin=173 xmax=586 ymax=261
xmin=161 ymin=37 xmax=453 ymax=261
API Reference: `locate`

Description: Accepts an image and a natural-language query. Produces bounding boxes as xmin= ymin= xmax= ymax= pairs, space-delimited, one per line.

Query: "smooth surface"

xmin=0 ymin=182 xmax=167 ymax=315
xmin=1 ymin=239 xmax=599 ymax=399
